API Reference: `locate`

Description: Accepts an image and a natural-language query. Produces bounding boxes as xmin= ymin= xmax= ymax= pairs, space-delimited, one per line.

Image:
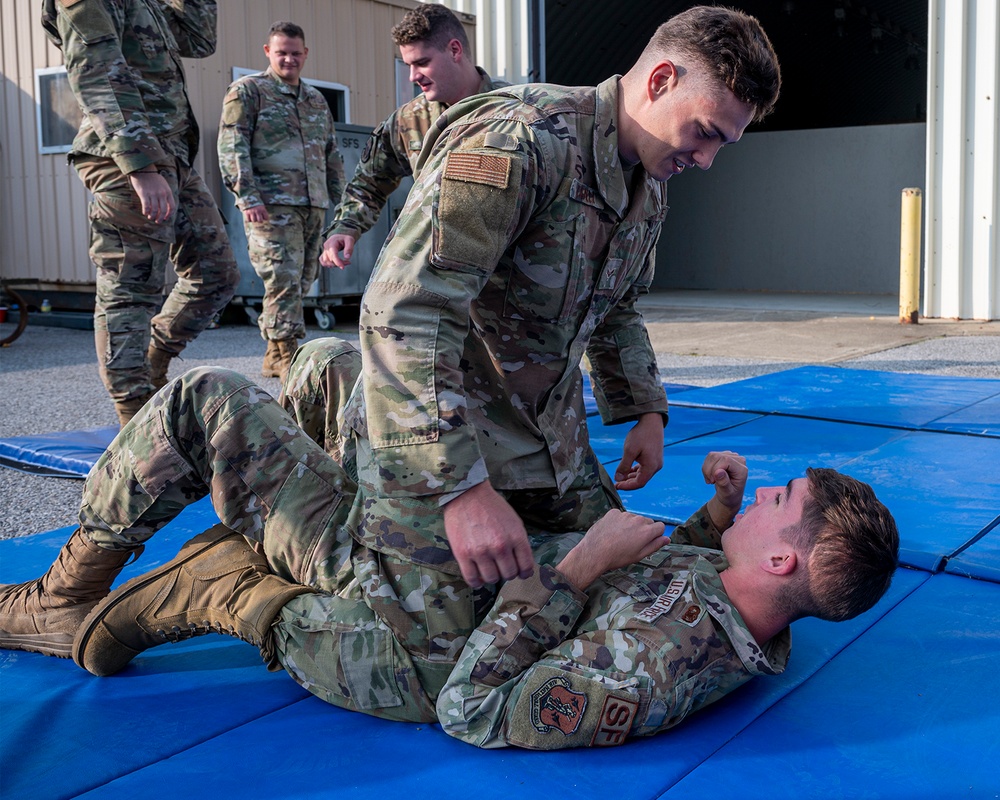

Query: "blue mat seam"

xmin=78 ymin=695 xmax=315 ymax=796
xmin=667 ymin=402 xmax=1000 ymax=440
xmin=947 ymin=513 xmax=1000 ymax=556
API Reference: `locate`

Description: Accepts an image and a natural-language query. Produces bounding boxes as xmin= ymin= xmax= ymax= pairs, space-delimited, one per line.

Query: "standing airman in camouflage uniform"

xmin=320 ymin=3 xmax=507 ymax=269
xmin=40 ymin=0 xmax=239 ymax=426
xmin=219 ymin=21 xmax=344 ymax=382
xmin=305 ymin=5 xmax=784 ymax=604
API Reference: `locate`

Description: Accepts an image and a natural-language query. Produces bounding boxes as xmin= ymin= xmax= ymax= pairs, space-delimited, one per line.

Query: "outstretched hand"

xmin=556 ymin=509 xmax=666 ymax=590
xmin=701 ymin=450 xmax=748 ymax=530
xmin=443 ymin=481 xmax=535 ymax=589
xmin=614 ymin=413 xmax=665 ymax=491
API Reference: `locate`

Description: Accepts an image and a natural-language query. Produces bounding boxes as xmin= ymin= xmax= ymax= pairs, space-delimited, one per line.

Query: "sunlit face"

xmin=722 ymin=477 xmax=812 ymax=566
xmin=628 ymin=67 xmax=755 ymax=182
xmin=398 ymin=40 xmax=467 ymax=104
xmin=265 ymin=34 xmax=308 ymax=85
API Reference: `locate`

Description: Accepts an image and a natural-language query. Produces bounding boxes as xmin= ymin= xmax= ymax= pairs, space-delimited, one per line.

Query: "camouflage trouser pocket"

xmin=80 ymin=404 xmax=196 ymax=547
xmin=274 ymin=591 xmax=443 ymax=721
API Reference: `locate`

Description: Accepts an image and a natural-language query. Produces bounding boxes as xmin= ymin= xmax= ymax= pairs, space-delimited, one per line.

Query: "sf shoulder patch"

xmin=443 ymin=152 xmax=511 ymax=189
xmin=530 ymin=675 xmax=587 ymax=736
xmin=591 ymin=694 xmax=639 ymax=747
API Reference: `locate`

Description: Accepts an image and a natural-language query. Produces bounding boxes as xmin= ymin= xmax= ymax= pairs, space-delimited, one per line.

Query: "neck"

xmin=456 ymin=63 xmax=484 ymax=101
xmin=615 ymin=75 xmax=641 ymax=166
xmin=720 ymin=568 xmax=792 ymax=645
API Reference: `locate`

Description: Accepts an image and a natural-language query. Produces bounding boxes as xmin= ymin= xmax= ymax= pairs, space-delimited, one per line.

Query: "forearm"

xmin=586 ymin=291 xmax=667 ymax=424
xmin=326 ymin=122 xmax=410 ymax=238
xmin=60 ymin=25 xmax=167 ymax=173
xmin=218 ymin=93 xmax=261 ymax=209
xmin=436 ymin=565 xmax=587 ymax=748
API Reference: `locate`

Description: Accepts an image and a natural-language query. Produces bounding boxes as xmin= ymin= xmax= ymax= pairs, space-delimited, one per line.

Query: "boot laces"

xmin=154 ymin=620 xmax=263 ymax=648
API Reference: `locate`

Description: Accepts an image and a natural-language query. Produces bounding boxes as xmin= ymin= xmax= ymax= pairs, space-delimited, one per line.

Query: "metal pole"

xmin=899 ymin=188 xmax=922 ymax=324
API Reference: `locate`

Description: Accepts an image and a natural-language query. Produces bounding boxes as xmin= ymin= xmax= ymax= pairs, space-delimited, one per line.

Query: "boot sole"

xmin=72 ymin=525 xmax=237 ymax=675
xmin=0 ymin=631 xmax=75 ymax=658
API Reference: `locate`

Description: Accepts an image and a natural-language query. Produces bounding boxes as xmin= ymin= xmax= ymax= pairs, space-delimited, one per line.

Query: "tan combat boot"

xmin=147 ymin=345 xmax=174 ymax=391
xmin=73 ymin=524 xmax=312 ymax=677
xmin=274 ymin=339 xmax=300 ymax=385
xmin=114 ymin=393 xmax=152 ymax=428
xmin=261 ymin=339 xmax=281 ymax=378
xmin=0 ymin=529 xmax=142 ymax=657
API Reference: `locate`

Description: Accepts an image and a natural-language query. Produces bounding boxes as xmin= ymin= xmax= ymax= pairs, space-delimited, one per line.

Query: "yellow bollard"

xmin=899 ymin=188 xmax=921 ymax=324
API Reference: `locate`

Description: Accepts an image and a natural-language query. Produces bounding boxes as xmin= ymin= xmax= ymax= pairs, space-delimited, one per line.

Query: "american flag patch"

xmin=443 ymin=152 xmax=511 ymax=189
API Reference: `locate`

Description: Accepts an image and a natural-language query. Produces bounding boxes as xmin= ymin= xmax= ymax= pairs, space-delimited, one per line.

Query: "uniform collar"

xmin=692 ymin=562 xmax=792 ymax=677
xmin=264 ymin=67 xmax=300 ymax=97
xmin=593 ymin=76 xmax=628 ymax=217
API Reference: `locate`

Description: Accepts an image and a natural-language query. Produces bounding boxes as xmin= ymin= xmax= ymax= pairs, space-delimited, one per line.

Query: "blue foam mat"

xmin=945 ymin=515 xmax=1000 ymax=583
xmin=925 ymin=392 xmax=1000 ymax=437
xmin=601 ymin=414 xmax=1000 ymax=573
xmin=661 ymin=573 xmax=1000 ymax=798
xmin=41 ymin=571 xmax=928 ymax=800
xmin=0 ymin=426 xmax=117 ymax=478
xmin=671 ymin=365 xmax=1000 ymax=433
xmin=3 ymin=367 xmax=1000 ymax=797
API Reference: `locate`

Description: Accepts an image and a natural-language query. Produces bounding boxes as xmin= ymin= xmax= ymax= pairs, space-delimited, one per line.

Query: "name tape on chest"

xmin=443 ymin=152 xmax=511 ymax=189
xmin=634 ymin=578 xmax=686 ymax=623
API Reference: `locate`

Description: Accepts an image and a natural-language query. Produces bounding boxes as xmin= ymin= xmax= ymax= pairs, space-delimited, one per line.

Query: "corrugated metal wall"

xmin=1 ymin=0 xmax=92 ymax=286
xmin=437 ymin=0 xmax=532 ymax=84
xmin=924 ymin=0 xmax=1000 ymax=320
xmin=0 ymin=0 xmax=467 ymax=289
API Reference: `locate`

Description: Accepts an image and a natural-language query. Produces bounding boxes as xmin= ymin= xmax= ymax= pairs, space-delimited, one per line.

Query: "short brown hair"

xmin=391 ymin=3 xmax=469 ymax=52
xmin=779 ymin=468 xmax=899 ymax=622
xmin=645 ymin=5 xmax=781 ymax=122
xmin=268 ymin=21 xmax=305 ymax=44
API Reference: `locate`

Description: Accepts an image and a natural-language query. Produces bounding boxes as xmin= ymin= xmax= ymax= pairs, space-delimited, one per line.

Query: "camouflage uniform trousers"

xmin=281 ymin=337 xmax=623 ymax=540
xmin=245 ymin=204 xmax=326 ymax=342
xmin=73 ymin=154 xmax=239 ymax=404
xmin=80 ymin=364 xmax=475 ymax=722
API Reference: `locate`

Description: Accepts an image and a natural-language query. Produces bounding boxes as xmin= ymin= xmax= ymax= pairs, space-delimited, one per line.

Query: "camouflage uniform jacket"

xmin=436 ymin=505 xmax=792 ymax=749
xmin=41 ymin=0 xmax=216 ymax=173
xmin=347 ymin=76 xmax=670 ymax=508
xmin=323 ymin=68 xmax=503 ymax=239
xmin=218 ymin=67 xmax=344 ymax=211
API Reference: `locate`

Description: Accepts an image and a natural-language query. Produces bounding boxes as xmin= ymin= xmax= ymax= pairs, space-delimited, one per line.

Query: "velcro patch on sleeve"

xmin=443 ymin=152 xmax=511 ymax=189
xmin=506 ymin=665 xmax=639 ymax=750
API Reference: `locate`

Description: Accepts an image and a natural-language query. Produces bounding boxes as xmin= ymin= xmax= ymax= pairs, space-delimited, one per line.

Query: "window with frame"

xmin=395 ymin=59 xmax=421 ymax=107
xmin=35 ymin=67 xmax=83 ymax=154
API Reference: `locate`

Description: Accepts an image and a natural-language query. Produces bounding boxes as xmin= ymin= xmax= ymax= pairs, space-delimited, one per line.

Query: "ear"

xmin=647 ymin=60 xmax=678 ymax=101
xmin=263 ymin=43 xmax=271 ymax=57
xmin=762 ymin=550 xmax=797 ymax=576
xmin=448 ymin=38 xmax=464 ymax=62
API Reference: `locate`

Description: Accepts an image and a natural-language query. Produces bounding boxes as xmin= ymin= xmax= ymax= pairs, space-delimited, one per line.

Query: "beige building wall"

xmin=0 ymin=0 xmax=475 ymax=292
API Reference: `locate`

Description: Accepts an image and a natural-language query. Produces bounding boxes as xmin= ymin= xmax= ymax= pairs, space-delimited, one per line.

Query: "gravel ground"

xmin=1 ymin=316 xmax=997 ymax=540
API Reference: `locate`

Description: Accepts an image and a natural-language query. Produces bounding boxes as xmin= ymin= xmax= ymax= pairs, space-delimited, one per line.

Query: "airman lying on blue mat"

xmin=0 ymin=364 xmax=897 ymax=749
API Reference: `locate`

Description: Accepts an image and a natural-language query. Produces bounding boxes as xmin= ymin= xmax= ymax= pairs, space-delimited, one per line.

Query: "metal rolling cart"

xmin=222 ymin=122 xmax=412 ymax=329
